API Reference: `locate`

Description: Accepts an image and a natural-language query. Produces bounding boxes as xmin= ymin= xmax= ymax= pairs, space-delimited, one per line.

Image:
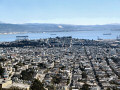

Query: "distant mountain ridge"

xmin=0 ymin=23 xmax=120 ymax=33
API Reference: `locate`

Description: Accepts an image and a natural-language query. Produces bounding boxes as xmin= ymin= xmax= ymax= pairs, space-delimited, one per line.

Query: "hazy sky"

xmin=0 ymin=0 xmax=120 ymax=25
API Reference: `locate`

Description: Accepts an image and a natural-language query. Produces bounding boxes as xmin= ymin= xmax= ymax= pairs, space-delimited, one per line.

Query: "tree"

xmin=112 ymin=87 xmax=119 ymax=90
xmin=106 ymin=87 xmax=111 ymax=90
xmin=51 ymin=74 xmax=62 ymax=84
xmin=9 ymin=86 xmax=22 ymax=90
xmin=0 ymin=64 xmax=4 ymax=77
xmin=81 ymin=83 xmax=90 ymax=90
xmin=0 ymin=58 xmax=7 ymax=62
xmin=17 ymin=62 xmax=24 ymax=66
xmin=82 ymin=72 xmax=87 ymax=79
xmin=38 ymin=63 xmax=46 ymax=69
xmin=30 ymin=79 xmax=45 ymax=90
xmin=46 ymin=85 xmax=55 ymax=90
xmin=67 ymin=79 xmax=70 ymax=85
xmin=59 ymin=65 xmax=66 ymax=70
xmin=20 ymin=69 xmax=35 ymax=81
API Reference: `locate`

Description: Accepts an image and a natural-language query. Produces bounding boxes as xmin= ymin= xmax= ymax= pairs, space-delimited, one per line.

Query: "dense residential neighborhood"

xmin=0 ymin=37 xmax=120 ymax=90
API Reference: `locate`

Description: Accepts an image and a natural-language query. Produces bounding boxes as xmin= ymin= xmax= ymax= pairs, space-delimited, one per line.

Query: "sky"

xmin=0 ymin=0 xmax=120 ymax=25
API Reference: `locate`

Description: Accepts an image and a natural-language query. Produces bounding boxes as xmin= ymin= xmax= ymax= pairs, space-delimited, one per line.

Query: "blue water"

xmin=0 ymin=30 xmax=120 ymax=42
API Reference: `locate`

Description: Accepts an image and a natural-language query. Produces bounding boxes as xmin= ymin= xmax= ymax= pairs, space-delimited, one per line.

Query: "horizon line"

xmin=0 ymin=22 xmax=120 ymax=26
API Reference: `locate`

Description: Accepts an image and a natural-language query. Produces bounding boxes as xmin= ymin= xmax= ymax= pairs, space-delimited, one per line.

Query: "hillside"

xmin=0 ymin=23 xmax=120 ymax=33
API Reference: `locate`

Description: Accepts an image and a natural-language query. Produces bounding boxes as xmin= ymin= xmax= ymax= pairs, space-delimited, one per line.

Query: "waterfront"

xmin=0 ymin=30 xmax=120 ymax=42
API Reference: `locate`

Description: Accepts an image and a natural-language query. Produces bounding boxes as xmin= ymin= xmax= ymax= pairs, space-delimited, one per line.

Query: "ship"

xmin=103 ymin=33 xmax=111 ymax=35
xmin=97 ymin=36 xmax=103 ymax=40
xmin=50 ymin=34 xmax=56 ymax=35
xmin=116 ymin=35 xmax=120 ymax=40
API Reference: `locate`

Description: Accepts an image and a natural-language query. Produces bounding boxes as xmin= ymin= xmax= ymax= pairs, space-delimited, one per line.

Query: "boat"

xmin=50 ymin=34 xmax=56 ymax=35
xmin=97 ymin=36 xmax=103 ymax=40
xmin=103 ymin=33 xmax=111 ymax=35
xmin=116 ymin=35 xmax=120 ymax=40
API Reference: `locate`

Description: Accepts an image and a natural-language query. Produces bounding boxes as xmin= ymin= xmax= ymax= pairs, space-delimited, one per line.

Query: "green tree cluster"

xmin=51 ymin=74 xmax=62 ymax=84
xmin=81 ymin=83 xmax=90 ymax=90
xmin=20 ymin=69 xmax=35 ymax=81
xmin=38 ymin=63 xmax=46 ymax=69
xmin=30 ymin=79 xmax=45 ymax=90
xmin=0 ymin=64 xmax=4 ymax=77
